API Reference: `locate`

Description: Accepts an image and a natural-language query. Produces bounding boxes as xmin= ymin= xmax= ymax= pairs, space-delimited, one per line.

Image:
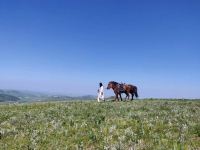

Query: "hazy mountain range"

xmin=0 ymin=89 xmax=96 ymax=102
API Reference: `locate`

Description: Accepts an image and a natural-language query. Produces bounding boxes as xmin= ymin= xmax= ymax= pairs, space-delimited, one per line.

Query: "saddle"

xmin=118 ymin=83 xmax=125 ymax=92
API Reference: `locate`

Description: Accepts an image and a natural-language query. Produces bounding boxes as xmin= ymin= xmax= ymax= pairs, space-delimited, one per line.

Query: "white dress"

xmin=97 ymin=86 xmax=104 ymax=102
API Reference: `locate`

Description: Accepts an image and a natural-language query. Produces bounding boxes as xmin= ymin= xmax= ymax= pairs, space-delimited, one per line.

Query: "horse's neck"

xmin=112 ymin=84 xmax=118 ymax=90
xmin=113 ymin=84 xmax=123 ymax=91
xmin=112 ymin=86 xmax=116 ymax=90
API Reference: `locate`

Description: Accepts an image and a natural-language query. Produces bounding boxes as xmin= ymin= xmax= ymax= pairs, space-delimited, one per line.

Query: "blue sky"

xmin=0 ymin=0 xmax=200 ymax=98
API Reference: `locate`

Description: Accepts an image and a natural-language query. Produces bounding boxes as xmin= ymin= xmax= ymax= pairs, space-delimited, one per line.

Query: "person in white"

xmin=97 ymin=82 xmax=105 ymax=102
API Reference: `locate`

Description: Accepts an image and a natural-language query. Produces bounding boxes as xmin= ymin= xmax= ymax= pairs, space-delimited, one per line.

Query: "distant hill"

xmin=0 ymin=89 xmax=49 ymax=102
xmin=74 ymin=95 xmax=96 ymax=100
xmin=0 ymin=89 xmax=96 ymax=102
xmin=0 ymin=94 xmax=20 ymax=102
xmin=0 ymin=89 xmax=46 ymax=97
xmin=46 ymin=95 xmax=96 ymax=101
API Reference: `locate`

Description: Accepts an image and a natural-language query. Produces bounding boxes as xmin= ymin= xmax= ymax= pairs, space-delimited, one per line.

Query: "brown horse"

xmin=107 ymin=81 xmax=129 ymax=101
xmin=123 ymin=84 xmax=138 ymax=100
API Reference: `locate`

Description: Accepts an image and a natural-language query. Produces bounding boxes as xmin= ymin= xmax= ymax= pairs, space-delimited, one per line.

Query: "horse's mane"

xmin=109 ymin=81 xmax=119 ymax=85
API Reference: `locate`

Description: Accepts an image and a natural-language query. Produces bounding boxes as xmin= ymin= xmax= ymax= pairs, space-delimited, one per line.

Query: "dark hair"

xmin=99 ymin=82 xmax=103 ymax=87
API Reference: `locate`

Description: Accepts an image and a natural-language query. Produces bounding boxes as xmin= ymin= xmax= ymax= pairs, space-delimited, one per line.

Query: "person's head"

xmin=99 ymin=82 xmax=103 ymax=87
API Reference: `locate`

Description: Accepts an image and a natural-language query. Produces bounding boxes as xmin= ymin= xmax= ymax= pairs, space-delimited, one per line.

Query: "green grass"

xmin=0 ymin=100 xmax=200 ymax=149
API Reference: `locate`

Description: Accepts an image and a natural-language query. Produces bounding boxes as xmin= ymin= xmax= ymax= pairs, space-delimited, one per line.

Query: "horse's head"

xmin=107 ymin=82 xmax=112 ymax=89
xmin=107 ymin=81 xmax=118 ymax=90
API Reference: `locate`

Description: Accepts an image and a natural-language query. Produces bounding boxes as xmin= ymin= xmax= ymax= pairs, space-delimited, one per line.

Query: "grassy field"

xmin=0 ymin=100 xmax=200 ymax=150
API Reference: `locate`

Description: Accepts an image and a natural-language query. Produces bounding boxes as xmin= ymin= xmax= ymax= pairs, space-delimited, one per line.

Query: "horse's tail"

xmin=135 ymin=87 xmax=138 ymax=98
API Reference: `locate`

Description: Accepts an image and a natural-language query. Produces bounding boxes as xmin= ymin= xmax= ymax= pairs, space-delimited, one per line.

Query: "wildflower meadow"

xmin=0 ymin=100 xmax=200 ymax=149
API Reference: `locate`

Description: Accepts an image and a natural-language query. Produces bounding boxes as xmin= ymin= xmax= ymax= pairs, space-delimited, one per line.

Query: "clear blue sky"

xmin=0 ymin=0 xmax=200 ymax=98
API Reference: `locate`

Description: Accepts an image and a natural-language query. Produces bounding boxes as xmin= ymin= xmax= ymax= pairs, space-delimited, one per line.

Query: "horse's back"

xmin=128 ymin=84 xmax=137 ymax=88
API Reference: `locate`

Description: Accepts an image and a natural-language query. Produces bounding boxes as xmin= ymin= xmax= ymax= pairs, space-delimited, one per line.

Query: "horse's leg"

xmin=115 ymin=94 xmax=117 ymax=101
xmin=127 ymin=92 xmax=130 ymax=100
xmin=125 ymin=92 xmax=128 ymax=101
xmin=125 ymin=93 xmax=127 ymax=101
xmin=131 ymin=93 xmax=134 ymax=100
xmin=119 ymin=93 xmax=123 ymax=101
xmin=115 ymin=92 xmax=118 ymax=101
